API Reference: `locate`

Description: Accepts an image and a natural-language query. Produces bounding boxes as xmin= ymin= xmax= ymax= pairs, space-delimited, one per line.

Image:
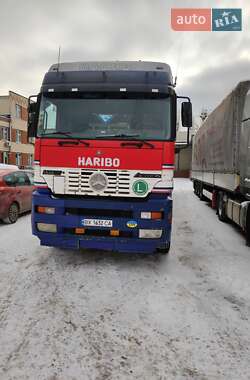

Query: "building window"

xmin=16 ymin=130 xmax=21 ymax=143
xmin=3 ymin=152 xmax=9 ymax=164
xmin=3 ymin=127 xmax=10 ymax=141
xmin=15 ymin=104 xmax=21 ymax=119
xmin=28 ymin=154 xmax=33 ymax=166
xmin=0 ymin=126 xmax=10 ymax=140
xmin=16 ymin=153 xmax=21 ymax=166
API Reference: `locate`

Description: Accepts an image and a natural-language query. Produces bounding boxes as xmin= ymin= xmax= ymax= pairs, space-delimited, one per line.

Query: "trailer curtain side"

xmin=192 ymin=81 xmax=250 ymax=191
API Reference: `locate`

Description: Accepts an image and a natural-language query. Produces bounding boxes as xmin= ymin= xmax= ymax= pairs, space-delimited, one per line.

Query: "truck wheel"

xmin=157 ymin=242 xmax=171 ymax=255
xmin=193 ymin=181 xmax=197 ymax=194
xmin=3 ymin=202 xmax=19 ymax=224
xmin=193 ymin=181 xmax=199 ymax=196
xmin=217 ymin=192 xmax=228 ymax=222
xmin=198 ymin=184 xmax=206 ymax=201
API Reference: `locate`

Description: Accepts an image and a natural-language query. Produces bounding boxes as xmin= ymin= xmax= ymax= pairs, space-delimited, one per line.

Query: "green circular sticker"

xmin=132 ymin=180 xmax=148 ymax=196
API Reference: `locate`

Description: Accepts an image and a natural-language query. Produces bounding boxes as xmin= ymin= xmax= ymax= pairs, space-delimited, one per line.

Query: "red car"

xmin=0 ymin=168 xmax=34 ymax=223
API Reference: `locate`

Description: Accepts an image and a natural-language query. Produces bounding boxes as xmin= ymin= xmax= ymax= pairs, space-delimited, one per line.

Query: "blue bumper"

xmin=32 ymin=190 xmax=172 ymax=254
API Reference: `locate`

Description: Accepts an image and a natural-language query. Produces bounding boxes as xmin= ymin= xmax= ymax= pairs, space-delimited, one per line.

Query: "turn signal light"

xmin=151 ymin=212 xmax=162 ymax=220
xmin=141 ymin=211 xmax=163 ymax=220
xmin=37 ymin=206 xmax=46 ymax=213
xmin=37 ymin=206 xmax=55 ymax=214
xmin=75 ymin=228 xmax=85 ymax=234
xmin=110 ymin=229 xmax=120 ymax=236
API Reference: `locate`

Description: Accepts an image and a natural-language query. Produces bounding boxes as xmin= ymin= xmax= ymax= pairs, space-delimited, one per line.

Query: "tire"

xmin=193 ymin=181 xmax=199 ymax=196
xmin=193 ymin=181 xmax=196 ymax=194
xmin=217 ymin=192 xmax=228 ymax=222
xmin=157 ymin=242 xmax=171 ymax=255
xmin=3 ymin=203 xmax=19 ymax=224
xmin=198 ymin=183 xmax=206 ymax=201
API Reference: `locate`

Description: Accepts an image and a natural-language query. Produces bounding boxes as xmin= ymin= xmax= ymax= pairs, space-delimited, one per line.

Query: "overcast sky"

xmin=0 ymin=0 xmax=249 ymax=119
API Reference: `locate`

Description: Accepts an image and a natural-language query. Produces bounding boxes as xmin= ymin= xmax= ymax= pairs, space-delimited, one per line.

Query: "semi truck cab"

xmin=28 ymin=61 xmax=192 ymax=254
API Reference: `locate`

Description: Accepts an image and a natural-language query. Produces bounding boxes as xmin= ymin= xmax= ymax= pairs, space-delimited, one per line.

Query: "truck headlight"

xmin=37 ymin=223 xmax=57 ymax=233
xmin=139 ymin=229 xmax=162 ymax=238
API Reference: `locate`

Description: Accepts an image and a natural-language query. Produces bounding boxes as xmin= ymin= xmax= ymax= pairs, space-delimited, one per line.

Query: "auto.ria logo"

xmin=171 ymin=8 xmax=242 ymax=32
xmin=212 ymin=9 xmax=242 ymax=31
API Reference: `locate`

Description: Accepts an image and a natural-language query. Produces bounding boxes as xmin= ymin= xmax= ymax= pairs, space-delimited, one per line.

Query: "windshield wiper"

xmin=96 ymin=133 xmax=140 ymax=139
xmin=41 ymin=131 xmax=90 ymax=146
xmin=120 ymin=140 xmax=154 ymax=149
xmin=95 ymin=133 xmax=154 ymax=148
xmin=242 ymin=117 xmax=250 ymax=123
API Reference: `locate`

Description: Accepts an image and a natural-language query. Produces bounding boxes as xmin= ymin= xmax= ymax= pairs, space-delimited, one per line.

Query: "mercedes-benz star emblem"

xmin=89 ymin=172 xmax=108 ymax=192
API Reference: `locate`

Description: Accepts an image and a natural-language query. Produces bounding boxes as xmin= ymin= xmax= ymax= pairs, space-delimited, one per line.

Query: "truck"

xmin=28 ymin=61 xmax=192 ymax=254
xmin=191 ymin=81 xmax=250 ymax=244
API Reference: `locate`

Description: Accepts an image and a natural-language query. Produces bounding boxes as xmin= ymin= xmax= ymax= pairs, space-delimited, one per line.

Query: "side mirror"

xmin=181 ymin=101 xmax=192 ymax=128
xmin=27 ymin=95 xmax=38 ymax=138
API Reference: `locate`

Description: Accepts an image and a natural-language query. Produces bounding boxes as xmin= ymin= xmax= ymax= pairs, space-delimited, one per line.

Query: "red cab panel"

xmin=38 ymin=139 xmax=175 ymax=170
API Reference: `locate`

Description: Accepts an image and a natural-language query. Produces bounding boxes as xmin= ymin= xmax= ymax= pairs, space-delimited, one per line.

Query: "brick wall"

xmin=21 ymin=153 xmax=29 ymax=167
xmin=8 ymin=152 xmax=16 ymax=165
xmin=8 ymin=152 xmax=30 ymax=167
xmin=11 ymin=128 xmax=16 ymax=142
xmin=21 ymin=106 xmax=28 ymax=121
xmin=21 ymin=130 xmax=27 ymax=144
xmin=10 ymin=129 xmax=28 ymax=144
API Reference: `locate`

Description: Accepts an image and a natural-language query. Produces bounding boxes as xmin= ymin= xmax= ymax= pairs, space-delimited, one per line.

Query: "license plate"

xmin=82 ymin=218 xmax=113 ymax=228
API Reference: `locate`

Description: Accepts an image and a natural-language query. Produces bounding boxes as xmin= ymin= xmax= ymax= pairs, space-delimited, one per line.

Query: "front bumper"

xmin=32 ymin=190 xmax=172 ymax=254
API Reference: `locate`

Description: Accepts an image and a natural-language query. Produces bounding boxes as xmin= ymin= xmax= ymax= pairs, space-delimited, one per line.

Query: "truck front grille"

xmin=66 ymin=169 xmax=131 ymax=195
xmin=65 ymin=208 xmax=133 ymax=218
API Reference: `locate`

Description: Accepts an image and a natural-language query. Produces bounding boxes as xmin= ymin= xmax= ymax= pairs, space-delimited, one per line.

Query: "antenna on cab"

xmin=57 ymin=46 xmax=61 ymax=72
xmin=173 ymin=75 xmax=177 ymax=87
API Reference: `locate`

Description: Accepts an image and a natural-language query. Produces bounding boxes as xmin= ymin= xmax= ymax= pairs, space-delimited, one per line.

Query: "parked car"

xmin=0 ymin=168 xmax=34 ymax=223
xmin=0 ymin=164 xmax=19 ymax=170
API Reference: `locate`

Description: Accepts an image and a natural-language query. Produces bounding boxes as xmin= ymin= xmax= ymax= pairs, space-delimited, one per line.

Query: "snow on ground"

xmin=0 ymin=178 xmax=250 ymax=380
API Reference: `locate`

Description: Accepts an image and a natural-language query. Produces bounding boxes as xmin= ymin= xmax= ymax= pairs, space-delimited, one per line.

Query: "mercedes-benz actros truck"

xmin=28 ymin=61 xmax=192 ymax=254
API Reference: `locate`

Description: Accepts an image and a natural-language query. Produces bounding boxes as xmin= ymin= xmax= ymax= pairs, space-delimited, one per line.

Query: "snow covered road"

xmin=0 ymin=178 xmax=250 ymax=380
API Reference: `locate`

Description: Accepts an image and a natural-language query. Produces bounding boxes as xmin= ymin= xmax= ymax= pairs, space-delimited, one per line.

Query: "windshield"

xmin=37 ymin=94 xmax=172 ymax=140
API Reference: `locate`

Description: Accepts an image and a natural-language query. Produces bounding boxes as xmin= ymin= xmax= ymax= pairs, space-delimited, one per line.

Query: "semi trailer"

xmin=192 ymin=81 xmax=250 ymax=244
xmin=28 ymin=61 xmax=192 ymax=254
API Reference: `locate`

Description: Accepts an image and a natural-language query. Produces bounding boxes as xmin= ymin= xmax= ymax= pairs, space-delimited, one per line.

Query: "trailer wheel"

xmin=217 ymin=192 xmax=228 ymax=222
xmin=193 ymin=181 xmax=197 ymax=195
xmin=193 ymin=181 xmax=199 ymax=196
xmin=198 ymin=183 xmax=206 ymax=201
